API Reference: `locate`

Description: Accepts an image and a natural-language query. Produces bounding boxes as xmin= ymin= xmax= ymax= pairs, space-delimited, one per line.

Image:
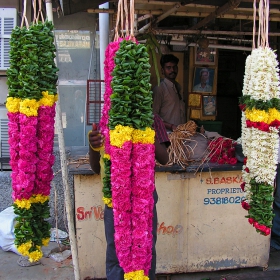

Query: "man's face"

xmin=162 ymin=62 xmax=178 ymax=81
xmin=201 ymin=71 xmax=209 ymax=83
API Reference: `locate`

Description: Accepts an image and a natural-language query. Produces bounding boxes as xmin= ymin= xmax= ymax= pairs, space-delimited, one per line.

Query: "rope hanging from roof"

xmin=114 ymin=0 xmax=135 ymax=41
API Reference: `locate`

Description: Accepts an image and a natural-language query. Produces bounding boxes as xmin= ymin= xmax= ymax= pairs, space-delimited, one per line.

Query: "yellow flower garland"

xmin=19 ymin=99 xmax=41 ymax=116
xmin=17 ymin=242 xmax=43 ymax=262
xmin=110 ymin=125 xmax=134 ymax=147
xmin=245 ymin=108 xmax=280 ymax=124
xmin=29 ymin=248 xmax=43 ymax=262
xmin=6 ymin=97 xmax=21 ymax=113
xmin=6 ymin=92 xmax=58 ymax=115
xmin=132 ymin=128 xmax=155 ymax=144
xmin=124 ymin=270 xmax=149 ymax=280
xmin=102 ymin=197 xmax=113 ymax=207
xmin=110 ymin=125 xmax=155 ymax=147
xmin=14 ymin=194 xmax=49 ymax=209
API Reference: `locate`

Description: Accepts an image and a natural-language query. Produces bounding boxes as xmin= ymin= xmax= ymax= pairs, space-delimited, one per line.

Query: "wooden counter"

xmin=68 ymin=147 xmax=270 ymax=279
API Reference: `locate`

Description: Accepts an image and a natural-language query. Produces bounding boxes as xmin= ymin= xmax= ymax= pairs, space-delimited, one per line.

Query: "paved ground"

xmin=1 ymin=245 xmax=280 ymax=280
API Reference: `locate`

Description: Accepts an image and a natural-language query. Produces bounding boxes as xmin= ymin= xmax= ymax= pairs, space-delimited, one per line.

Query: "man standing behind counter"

xmin=152 ymin=54 xmax=186 ymax=132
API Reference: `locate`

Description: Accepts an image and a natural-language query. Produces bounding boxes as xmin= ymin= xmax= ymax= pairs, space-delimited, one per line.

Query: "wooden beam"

xmin=153 ymin=29 xmax=280 ymax=36
xmin=188 ymin=0 xmax=241 ymax=30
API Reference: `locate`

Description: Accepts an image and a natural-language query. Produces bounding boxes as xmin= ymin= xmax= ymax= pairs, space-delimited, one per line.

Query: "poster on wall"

xmin=54 ymin=30 xmax=99 ymax=81
xmin=192 ymin=67 xmax=215 ymax=93
xmin=195 ymin=47 xmax=216 ymax=65
xmin=188 ymin=93 xmax=201 ymax=108
xmin=202 ymin=95 xmax=217 ymax=116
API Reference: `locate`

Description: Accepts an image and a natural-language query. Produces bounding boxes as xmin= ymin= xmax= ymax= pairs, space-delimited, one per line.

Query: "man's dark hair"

xmin=160 ymin=54 xmax=179 ymax=68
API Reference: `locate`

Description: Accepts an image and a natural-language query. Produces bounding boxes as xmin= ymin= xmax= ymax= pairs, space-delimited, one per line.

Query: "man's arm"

xmin=88 ymin=123 xmax=103 ymax=174
xmin=152 ymin=86 xmax=162 ymax=117
xmin=155 ymin=138 xmax=169 ymax=165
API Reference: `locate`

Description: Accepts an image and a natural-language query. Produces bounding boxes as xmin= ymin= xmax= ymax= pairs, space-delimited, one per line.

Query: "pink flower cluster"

xmin=110 ymin=143 xmax=155 ymax=274
xmin=8 ymin=104 xmax=56 ymax=201
xmin=99 ymin=40 xmax=121 ymax=154
xmin=35 ymin=105 xmax=56 ymax=196
xmin=248 ymin=217 xmax=271 ymax=236
xmin=208 ymin=137 xmax=237 ymax=165
xmin=130 ymin=144 xmax=155 ymax=275
xmin=101 ymin=39 xmax=155 ymax=276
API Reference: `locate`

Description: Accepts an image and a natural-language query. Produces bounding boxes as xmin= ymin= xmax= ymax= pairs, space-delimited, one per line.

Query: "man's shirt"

xmin=152 ymin=78 xmax=186 ymax=126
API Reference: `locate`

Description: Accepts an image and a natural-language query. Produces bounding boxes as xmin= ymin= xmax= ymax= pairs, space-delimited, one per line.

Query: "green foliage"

xmin=137 ymin=33 xmax=162 ymax=86
xmin=6 ymin=21 xmax=59 ymax=100
xmin=109 ymin=40 xmax=154 ymax=130
xmin=102 ymin=157 xmax=112 ymax=198
xmin=13 ymin=200 xmax=51 ymax=249
xmin=239 ymin=95 xmax=280 ymax=111
xmin=246 ymin=178 xmax=275 ymax=228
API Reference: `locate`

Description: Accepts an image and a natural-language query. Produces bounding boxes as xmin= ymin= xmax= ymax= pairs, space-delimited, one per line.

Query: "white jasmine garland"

xmin=241 ymin=112 xmax=250 ymax=157
xmin=247 ymin=47 xmax=280 ymax=101
xmin=245 ymin=127 xmax=278 ymax=185
xmin=242 ymin=54 xmax=252 ymax=96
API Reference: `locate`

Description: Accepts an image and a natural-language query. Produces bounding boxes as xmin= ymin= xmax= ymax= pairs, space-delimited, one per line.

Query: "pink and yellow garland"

xmin=6 ymin=93 xmax=57 ymax=261
xmin=97 ymin=37 xmax=155 ymax=279
xmin=6 ymin=20 xmax=58 ymax=262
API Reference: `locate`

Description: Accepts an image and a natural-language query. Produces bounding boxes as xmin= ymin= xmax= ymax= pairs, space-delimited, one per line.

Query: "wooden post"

xmin=44 ymin=1 xmax=80 ymax=279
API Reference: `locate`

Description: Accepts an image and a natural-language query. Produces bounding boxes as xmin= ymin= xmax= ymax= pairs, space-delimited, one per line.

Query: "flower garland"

xmin=99 ymin=37 xmax=155 ymax=279
xmin=99 ymin=40 xmax=121 ymax=207
xmin=206 ymin=137 xmax=238 ymax=165
xmin=6 ymin=20 xmax=58 ymax=261
xmin=239 ymin=46 xmax=280 ymax=236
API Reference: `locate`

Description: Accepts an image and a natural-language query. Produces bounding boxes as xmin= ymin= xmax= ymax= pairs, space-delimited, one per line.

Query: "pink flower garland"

xmin=99 ymin=41 xmax=121 ymax=154
xmin=14 ymin=113 xmax=38 ymax=200
xmin=131 ymin=143 xmax=155 ymax=275
xmin=110 ymin=141 xmax=133 ymax=272
xmin=101 ymin=38 xmax=155 ymax=277
xmin=7 ymin=112 xmax=20 ymax=200
xmin=35 ymin=105 xmax=56 ymax=196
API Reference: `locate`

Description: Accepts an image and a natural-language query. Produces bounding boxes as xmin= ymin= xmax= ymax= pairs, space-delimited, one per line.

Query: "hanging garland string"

xmin=6 ymin=0 xmax=58 ymax=261
xmin=239 ymin=0 xmax=280 ymax=236
xmin=95 ymin=0 xmax=154 ymax=279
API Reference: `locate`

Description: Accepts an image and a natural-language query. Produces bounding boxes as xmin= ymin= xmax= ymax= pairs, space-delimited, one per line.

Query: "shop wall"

xmin=53 ymin=12 xmax=99 ymax=146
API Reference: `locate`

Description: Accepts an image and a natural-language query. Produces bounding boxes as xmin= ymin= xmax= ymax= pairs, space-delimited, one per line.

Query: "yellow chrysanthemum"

xmin=102 ymin=197 xmax=112 ymax=208
xmin=124 ymin=270 xmax=149 ymax=280
xmin=132 ymin=127 xmax=155 ymax=144
xmin=245 ymin=108 xmax=280 ymax=124
xmin=17 ymin=241 xmax=32 ymax=256
xmin=14 ymin=198 xmax=32 ymax=209
xmin=6 ymin=97 xmax=21 ymax=113
xmin=29 ymin=248 xmax=43 ymax=262
xmin=104 ymin=153 xmax=110 ymax=160
xmin=110 ymin=125 xmax=134 ymax=147
xmin=267 ymin=108 xmax=280 ymax=124
xmin=40 ymin=91 xmax=58 ymax=107
xmin=42 ymin=237 xmax=50 ymax=247
xmin=14 ymin=195 xmax=49 ymax=209
xmin=30 ymin=194 xmax=49 ymax=204
xmin=19 ymin=99 xmax=40 ymax=117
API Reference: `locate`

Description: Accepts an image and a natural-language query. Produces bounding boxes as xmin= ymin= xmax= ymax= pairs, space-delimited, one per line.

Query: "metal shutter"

xmin=87 ymin=80 xmax=105 ymax=125
xmin=0 ymin=118 xmax=10 ymax=170
xmin=0 ymin=8 xmax=17 ymax=70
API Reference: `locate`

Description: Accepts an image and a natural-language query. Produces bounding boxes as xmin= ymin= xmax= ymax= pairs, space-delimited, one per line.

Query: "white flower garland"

xmin=247 ymin=47 xmax=280 ymax=101
xmin=245 ymin=127 xmax=278 ymax=185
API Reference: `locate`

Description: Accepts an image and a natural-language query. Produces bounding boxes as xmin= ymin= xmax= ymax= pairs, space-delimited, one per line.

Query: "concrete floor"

xmin=1 ymin=245 xmax=280 ymax=280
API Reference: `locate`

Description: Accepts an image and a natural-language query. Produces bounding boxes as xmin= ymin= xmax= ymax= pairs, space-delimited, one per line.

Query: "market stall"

xmin=69 ymin=148 xmax=270 ymax=279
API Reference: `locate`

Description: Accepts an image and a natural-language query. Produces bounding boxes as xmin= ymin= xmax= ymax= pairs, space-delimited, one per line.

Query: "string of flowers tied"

xmin=6 ymin=20 xmax=58 ymax=262
xmin=97 ymin=37 xmax=155 ymax=279
xmin=239 ymin=46 xmax=280 ymax=236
